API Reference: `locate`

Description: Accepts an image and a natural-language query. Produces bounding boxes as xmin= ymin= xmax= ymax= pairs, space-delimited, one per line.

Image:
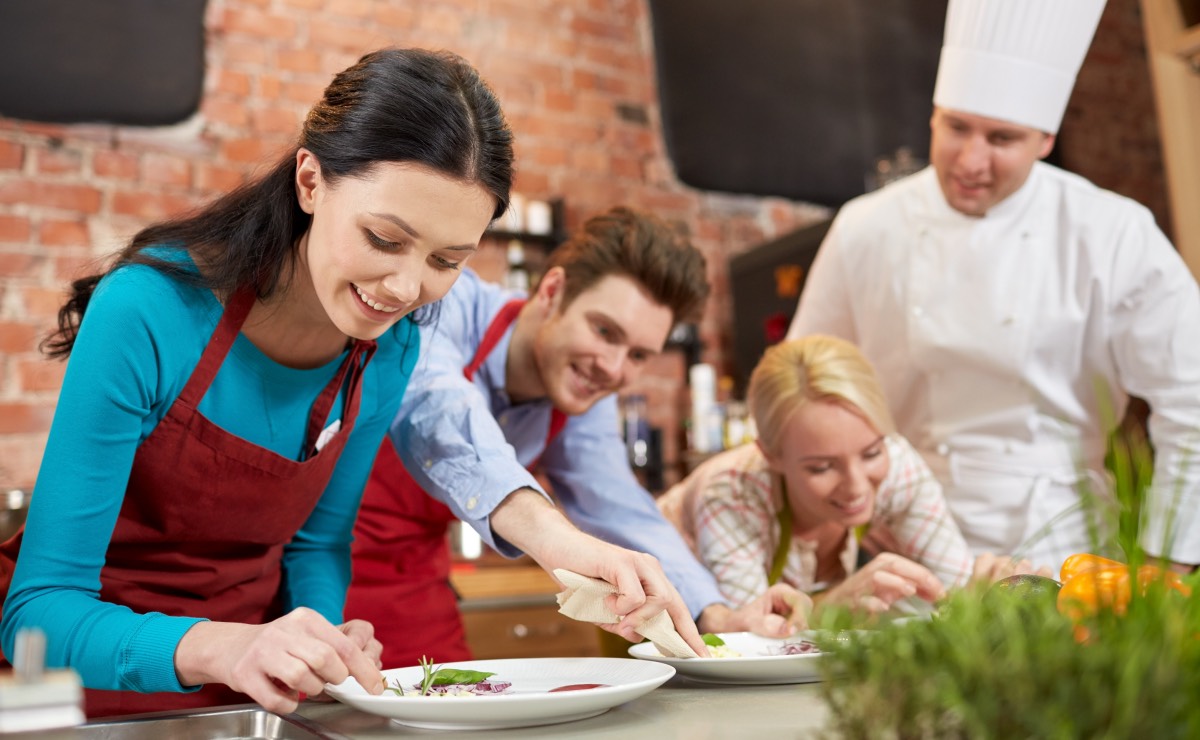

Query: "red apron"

xmin=0 ymin=288 xmax=376 ymax=718
xmin=346 ymin=299 xmax=566 ymax=669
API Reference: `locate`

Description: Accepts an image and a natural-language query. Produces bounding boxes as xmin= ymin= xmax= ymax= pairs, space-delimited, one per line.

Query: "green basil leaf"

xmin=430 ymin=668 xmax=497 ymax=685
xmin=701 ymin=633 xmax=726 ymax=647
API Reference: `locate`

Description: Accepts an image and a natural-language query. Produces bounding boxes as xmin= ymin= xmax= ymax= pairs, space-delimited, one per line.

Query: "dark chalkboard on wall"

xmin=0 ymin=0 xmax=207 ymax=126
xmin=647 ymin=0 xmax=948 ymax=207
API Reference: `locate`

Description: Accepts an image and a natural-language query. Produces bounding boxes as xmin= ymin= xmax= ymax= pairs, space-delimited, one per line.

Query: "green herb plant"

xmin=383 ymin=656 xmax=497 ymax=697
xmin=813 ymin=403 xmax=1199 ymax=739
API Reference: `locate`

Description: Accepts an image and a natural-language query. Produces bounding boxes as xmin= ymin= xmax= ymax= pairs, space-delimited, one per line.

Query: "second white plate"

xmin=628 ymin=631 xmax=825 ymax=685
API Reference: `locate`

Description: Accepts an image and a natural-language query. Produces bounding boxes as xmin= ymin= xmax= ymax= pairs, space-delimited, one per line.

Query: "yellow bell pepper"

xmin=1059 ymin=553 xmax=1124 ymax=583
xmin=1055 ymin=553 xmax=1192 ymax=622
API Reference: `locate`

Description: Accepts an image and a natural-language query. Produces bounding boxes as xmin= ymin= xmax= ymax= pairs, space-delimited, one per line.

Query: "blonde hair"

xmin=747 ymin=335 xmax=895 ymax=456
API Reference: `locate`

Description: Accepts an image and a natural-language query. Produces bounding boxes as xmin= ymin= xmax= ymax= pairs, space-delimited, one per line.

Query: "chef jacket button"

xmin=936 ymin=443 xmax=949 ymax=456
xmin=466 ymin=496 xmax=479 ymax=510
xmin=424 ymin=459 xmax=433 ymax=469
xmin=1002 ymin=314 xmax=1016 ymax=325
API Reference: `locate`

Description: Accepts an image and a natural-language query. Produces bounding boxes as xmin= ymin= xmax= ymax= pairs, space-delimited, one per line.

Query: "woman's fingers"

xmin=873 ymin=555 xmax=945 ymax=601
xmin=858 ymin=595 xmax=891 ymax=614
xmin=247 ymin=610 xmax=383 ymax=698
xmin=767 ymin=583 xmax=813 ymax=632
xmin=239 ymin=671 xmax=302 ymax=715
xmin=869 ymin=570 xmax=920 ymax=604
xmin=337 ymin=620 xmax=381 ymax=673
xmin=972 ymin=552 xmax=1000 ymax=582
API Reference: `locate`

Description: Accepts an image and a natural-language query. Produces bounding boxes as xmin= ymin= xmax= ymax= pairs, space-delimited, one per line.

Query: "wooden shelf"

xmin=450 ymin=563 xmax=559 ymax=602
xmin=483 ymin=228 xmax=564 ymax=247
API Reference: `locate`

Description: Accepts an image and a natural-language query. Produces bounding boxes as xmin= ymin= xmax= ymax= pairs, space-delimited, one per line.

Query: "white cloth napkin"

xmin=552 ymin=568 xmax=700 ymax=658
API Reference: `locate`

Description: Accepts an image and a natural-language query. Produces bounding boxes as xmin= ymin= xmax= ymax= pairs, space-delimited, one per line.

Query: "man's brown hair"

xmin=542 ymin=206 xmax=709 ymax=323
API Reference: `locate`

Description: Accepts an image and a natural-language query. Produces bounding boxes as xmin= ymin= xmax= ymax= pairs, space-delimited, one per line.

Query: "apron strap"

xmin=460 ymin=297 xmax=569 ymax=469
xmin=302 ymin=339 xmax=377 ymax=459
xmin=176 ymin=287 xmax=258 ymax=409
xmin=463 ymin=299 xmax=526 ymax=382
xmin=767 ymin=479 xmax=870 ymax=587
xmin=768 ymin=482 xmax=792 ymax=586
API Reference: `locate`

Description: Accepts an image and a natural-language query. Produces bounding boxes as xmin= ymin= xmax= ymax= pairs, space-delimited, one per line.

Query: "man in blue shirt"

xmin=347 ymin=207 xmax=807 ymax=667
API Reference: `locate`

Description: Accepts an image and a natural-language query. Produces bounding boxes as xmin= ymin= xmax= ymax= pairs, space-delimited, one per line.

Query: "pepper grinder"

xmin=0 ymin=628 xmax=85 ymax=733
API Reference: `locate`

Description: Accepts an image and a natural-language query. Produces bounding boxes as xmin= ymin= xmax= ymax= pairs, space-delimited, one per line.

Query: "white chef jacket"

xmin=788 ymin=163 xmax=1200 ymax=568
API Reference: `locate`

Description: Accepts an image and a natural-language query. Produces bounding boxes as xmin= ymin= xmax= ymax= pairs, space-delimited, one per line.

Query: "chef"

xmin=788 ymin=0 xmax=1200 ymax=572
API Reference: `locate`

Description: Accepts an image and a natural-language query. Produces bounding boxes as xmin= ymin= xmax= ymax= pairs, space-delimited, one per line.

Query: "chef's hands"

xmin=175 ymin=608 xmax=384 ymax=714
xmin=698 ymin=583 xmax=813 ymax=638
xmin=491 ymin=489 xmax=709 ymax=657
xmin=818 ymin=553 xmax=945 ymax=616
xmin=969 ymin=552 xmax=1055 ymax=586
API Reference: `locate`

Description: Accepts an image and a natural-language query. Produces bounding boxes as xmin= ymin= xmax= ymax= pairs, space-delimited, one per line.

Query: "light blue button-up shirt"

xmin=391 ymin=270 xmax=726 ymax=617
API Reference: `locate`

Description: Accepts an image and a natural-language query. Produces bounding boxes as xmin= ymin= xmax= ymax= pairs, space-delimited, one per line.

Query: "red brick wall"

xmin=0 ymin=0 xmax=1167 ymax=490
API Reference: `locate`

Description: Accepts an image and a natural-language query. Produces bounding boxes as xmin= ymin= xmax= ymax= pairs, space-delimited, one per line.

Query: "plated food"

xmin=629 ymin=631 xmax=826 ymax=685
xmin=700 ymin=632 xmax=820 ymax=658
xmin=325 ymin=657 xmax=675 ymax=730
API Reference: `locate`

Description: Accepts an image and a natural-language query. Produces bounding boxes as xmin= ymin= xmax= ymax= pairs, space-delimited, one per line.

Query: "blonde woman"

xmin=660 ymin=336 xmax=1031 ymax=617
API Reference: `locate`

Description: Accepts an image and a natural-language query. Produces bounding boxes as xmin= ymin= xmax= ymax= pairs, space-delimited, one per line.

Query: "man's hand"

xmin=491 ymin=489 xmax=709 ymax=657
xmin=698 ymin=584 xmax=813 ymax=638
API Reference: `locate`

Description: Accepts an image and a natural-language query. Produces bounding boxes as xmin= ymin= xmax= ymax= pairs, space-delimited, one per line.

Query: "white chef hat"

xmin=932 ymin=0 xmax=1107 ymax=134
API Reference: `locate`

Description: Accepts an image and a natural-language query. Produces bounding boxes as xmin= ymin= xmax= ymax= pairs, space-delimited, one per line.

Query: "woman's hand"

xmin=969 ymin=552 xmax=1055 ymax=586
xmin=175 ymin=608 xmax=384 ymax=714
xmin=491 ymin=489 xmax=709 ymax=657
xmin=301 ymin=619 xmax=385 ymax=703
xmin=698 ymin=583 xmax=813 ymax=638
xmin=818 ymin=553 xmax=945 ymax=615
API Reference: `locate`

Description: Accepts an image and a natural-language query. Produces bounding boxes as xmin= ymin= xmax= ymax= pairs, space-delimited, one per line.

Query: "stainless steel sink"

xmin=66 ymin=705 xmax=348 ymax=740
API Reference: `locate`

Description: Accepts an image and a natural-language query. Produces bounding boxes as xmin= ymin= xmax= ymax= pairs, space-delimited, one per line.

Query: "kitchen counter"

xmin=4 ymin=677 xmax=833 ymax=738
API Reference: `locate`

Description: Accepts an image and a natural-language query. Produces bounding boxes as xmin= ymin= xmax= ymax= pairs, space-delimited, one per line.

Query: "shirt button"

xmin=466 ymin=496 xmax=479 ymax=510
xmin=936 ymin=443 xmax=949 ymax=456
xmin=424 ymin=459 xmax=433 ymax=469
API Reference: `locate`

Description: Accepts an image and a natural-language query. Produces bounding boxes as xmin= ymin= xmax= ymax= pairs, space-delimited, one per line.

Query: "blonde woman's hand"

xmin=174 ymin=607 xmax=384 ymax=715
xmin=970 ymin=552 xmax=1055 ymax=586
xmin=698 ymin=583 xmax=813 ymax=638
xmin=818 ymin=553 xmax=945 ymax=615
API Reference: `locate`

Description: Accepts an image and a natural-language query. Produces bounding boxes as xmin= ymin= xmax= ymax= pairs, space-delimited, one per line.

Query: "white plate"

xmin=324 ymin=657 xmax=675 ymax=730
xmin=628 ymin=631 xmax=825 ymax=685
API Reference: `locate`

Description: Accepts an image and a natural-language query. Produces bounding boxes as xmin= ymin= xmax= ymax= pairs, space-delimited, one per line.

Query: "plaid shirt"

xmin=658 ymin=436 xmax=973 ymax=607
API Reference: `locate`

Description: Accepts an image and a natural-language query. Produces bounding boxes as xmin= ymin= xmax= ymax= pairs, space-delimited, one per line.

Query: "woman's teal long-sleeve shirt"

xmin=1 ymin=260 xmax=419 ymax=693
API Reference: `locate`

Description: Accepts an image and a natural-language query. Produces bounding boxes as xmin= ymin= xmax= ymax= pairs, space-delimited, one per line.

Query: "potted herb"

xmin=814 ymin=427 xmax=1199 ymax=739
